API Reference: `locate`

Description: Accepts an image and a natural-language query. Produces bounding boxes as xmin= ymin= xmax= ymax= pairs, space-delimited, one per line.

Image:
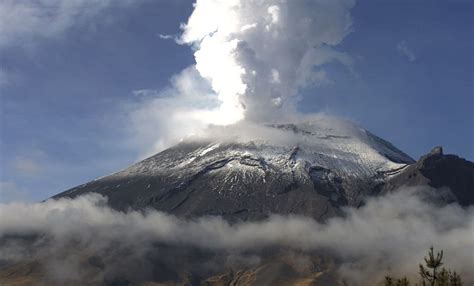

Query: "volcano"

xmin=2 ymin=117 xmax=473 ymax=286
xmin=53 ymin=117 xmax=473 ymax=220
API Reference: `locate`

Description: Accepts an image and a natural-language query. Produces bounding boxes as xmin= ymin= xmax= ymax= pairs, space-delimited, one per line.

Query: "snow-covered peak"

xmin=114 ymin=116 xmax=413 ymax=182
xmin=61 ymin=116 xmax=417 ymax=214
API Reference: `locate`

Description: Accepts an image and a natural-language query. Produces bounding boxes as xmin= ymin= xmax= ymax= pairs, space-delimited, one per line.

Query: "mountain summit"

xmin=54 ymin=117 xmax=431 ymax=221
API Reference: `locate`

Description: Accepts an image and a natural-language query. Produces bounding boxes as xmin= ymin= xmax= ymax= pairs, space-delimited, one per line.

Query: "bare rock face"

xmin=53 ymin=118 xmax=416 ymax=221
xmin=383 ymin=146 xmax=474 ymax=206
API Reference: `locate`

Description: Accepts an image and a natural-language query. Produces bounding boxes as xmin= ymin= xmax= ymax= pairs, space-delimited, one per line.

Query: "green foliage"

xmin=382 ymin=246 xmax=463 ymax=286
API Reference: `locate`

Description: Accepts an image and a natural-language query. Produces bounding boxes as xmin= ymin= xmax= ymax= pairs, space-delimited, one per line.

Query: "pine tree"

xmin=382 ymin=246 xmax=463 ymax=286
xmin=436 ymin=268 xmax=449 ymax=286
xmin=448 ymin=271 xmax=462 ymax=286
xmin=419 ymin=246 xmax=443 ymax=286
xmin=396 ymin=277 xmax=410 ymax=286
xmin=385 ymin=276 xmax=394 ymax=286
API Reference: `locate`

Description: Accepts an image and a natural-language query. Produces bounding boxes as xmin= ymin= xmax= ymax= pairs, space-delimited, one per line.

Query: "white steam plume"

xmin=179 ymin=0 xmax=354 ymax=123
xmin=129 ymin=0 xmax=355 ymax=154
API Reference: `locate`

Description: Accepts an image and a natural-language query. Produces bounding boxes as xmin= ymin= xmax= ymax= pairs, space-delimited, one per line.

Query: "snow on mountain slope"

xmin=55 ymin=116 xmax=415 ymax=220
xmin=113 ymin=117 xmax=413 ymax=179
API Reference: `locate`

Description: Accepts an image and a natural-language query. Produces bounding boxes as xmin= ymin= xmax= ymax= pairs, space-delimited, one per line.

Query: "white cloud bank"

xmin=128 ymin=0 xmax=355 ymax=156
xmin=1 ymin=188 xmax=473 ymax=284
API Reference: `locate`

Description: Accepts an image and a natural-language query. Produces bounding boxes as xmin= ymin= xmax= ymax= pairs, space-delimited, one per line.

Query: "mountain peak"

xmin=55 ymin=118 xmax=418 ymax=220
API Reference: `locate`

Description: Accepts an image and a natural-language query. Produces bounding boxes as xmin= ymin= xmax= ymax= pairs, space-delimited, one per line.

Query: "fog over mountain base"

xmin=1 ymin=187 xmax=472 ymax=285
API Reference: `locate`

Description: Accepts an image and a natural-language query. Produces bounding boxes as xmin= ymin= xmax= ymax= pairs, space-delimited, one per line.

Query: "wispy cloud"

xmin=12 ymin=149 xmax=48 ymax=177
xmin=0 ymin=181 xmax=28 ymax=202
xmin=132 ymin=89 xmax=161 ymax=97
xmin=0 ymin=0 xmax=139 ymax=50
xmin=0 ymin=0 xmax=140 ymax=88
xmin=157 ymin=33 xmax=175 ymax=40
xmin=397 ymin=40 xmax=416 ymax=62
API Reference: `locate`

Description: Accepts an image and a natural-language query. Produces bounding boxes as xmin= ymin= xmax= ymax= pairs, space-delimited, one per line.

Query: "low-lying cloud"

xmin=1 ymin=187 xmax=473 ymax=285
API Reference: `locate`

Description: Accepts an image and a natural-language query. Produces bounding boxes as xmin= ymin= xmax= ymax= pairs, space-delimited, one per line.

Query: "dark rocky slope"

xmin=383 ymin=146 xmax=474 ymax=206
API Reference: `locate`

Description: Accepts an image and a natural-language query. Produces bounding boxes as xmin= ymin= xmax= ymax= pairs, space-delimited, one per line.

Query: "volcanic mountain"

xmin=2 ymin=117 xmax=473 ymax=286
xmin=53 ymin=117 xmax=473 ymax=220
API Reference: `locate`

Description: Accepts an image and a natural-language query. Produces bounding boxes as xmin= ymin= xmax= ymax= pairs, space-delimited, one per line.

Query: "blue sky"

xmin=0 ymin=0 xmax=472 ymax=202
